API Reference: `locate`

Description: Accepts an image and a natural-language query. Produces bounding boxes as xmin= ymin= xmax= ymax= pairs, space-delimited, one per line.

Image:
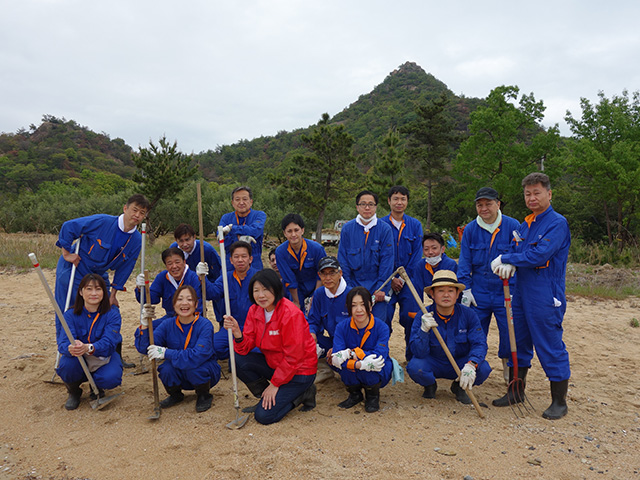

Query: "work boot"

xmin=242 ymin=378 xmax=270 ymax=413
xmin=116 ymin=342 xmax=136 ymax=369
xmin=294 ymin=384 xmax=317 ymax=412
xmin=492 ymin=367 xmax=528 ymax=407
xmin=89 ymin=388 xmax=105 ymax=401
xmin=159 ymin=385 xmax=184 ymax=409
xmin=450 ymin=381 xmax=472 ymax=405
xmin=542 ymin=380 xmax=568 ymax=420
xmin=422 ymin=381 xmax=437 ymax=399
xmin=338 ymin=384 xmax=364 ymax=409
xmin=64 ymin=381 xmax=83 ymax=410
xmin=363 ymin=383 xmax=381 ymax=413
xmin=195 ymin=382 xmax=213 ymax=413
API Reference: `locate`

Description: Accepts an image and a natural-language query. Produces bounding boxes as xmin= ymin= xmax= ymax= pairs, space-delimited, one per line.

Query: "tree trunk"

xmin=426 ymin=178 xmax=432 ymax=231
xmin=617 ymin=199 xmax=624 ymax=251
xmin=316 ymin=208 xmax=325 ymax=243
xmin=603 ymin=201 xmax=613 ymax=246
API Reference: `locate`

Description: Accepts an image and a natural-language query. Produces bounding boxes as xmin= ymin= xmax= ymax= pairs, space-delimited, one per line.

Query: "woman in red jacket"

xmin=223 ymin=269 xmax=317 ymax=424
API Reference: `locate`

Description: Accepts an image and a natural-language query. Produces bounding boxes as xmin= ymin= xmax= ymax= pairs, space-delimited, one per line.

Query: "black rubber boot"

xmin=542 ymin=380 xmax=568 ymax=420
xmin=117 ymin=342 xmax=136 ymax=369
xmin=242 ymin=378 xmax=270 ymax=413
xmin=64 ymin=381 xmax=83 ymax=410
xmin=293 ymin=384 xmax=317 ymax=412
xmin=492 ymin=367 xmax=528 ymax=407
xmin=338 ymin=384 xmax=364 ymax=409
xmin=422 ymin=381 xmax=437 ymax=399
xmin=159 ymin=385 xmax=184 ymax=409
xmin=364 ymin=383 xmax=381 ymax=413
xmin=450 ymin=381 xmax=471 ymax=405
xmin=195 ymin=382 xmax=213 ymax=413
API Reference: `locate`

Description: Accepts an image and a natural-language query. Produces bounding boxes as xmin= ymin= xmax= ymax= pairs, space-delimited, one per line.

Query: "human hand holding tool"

xmin=196 ymin=262 xmax=209 ymax=276
xmin=421 ymin=312 xmax=438 ymax=332
xmin=147 ymin=345 xmax=166 ymax=361
xmin=459 ymin=362 xmax=477 ymax=390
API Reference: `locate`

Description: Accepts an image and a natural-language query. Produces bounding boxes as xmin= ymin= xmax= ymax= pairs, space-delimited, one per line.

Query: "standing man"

xmin=403 ymin=232 xmax=458 ymax=360
xmin=491 ymin=172 xmax=571 ymax=420
xmin=55 ymin=194 xmax=149 ymax=368
xmin=275 ymin=214 xmax=326 ymax=311
xmin=457 ymin=187 xmax=520 ymax=383
xmin=380 ymin=186 xmax=424 ymax=329
xmin=218 ymin=186 xmax=266 ymax=270
xmin=337 ymin=190 xmax=394 ymax=327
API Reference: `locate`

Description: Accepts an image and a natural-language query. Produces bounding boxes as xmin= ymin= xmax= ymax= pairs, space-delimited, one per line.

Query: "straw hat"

xmin=424 ymin=270 xmax=466 ymax=295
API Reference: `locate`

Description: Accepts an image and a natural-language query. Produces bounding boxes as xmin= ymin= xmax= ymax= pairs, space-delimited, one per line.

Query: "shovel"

xmin=133 ymin=223 xmax=150 ymax=376
xmin=29 ymin=253 xmax=122 ymax=410
xmin=217 ymin=226 xmax=250 ymax=430
xmin=502 ymin=279 xmax=534 ymax=417
xmin=144 ymin=269 xmax=161 ymax=420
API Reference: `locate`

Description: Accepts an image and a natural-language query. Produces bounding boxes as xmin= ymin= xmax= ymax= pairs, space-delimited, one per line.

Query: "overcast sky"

xmin=2 ymin=1 xmax=639 ymax=153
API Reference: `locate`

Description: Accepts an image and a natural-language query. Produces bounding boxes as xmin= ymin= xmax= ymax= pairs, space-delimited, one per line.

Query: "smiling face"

xmin=388 ymin=192 xmax=408 ymax=217
xmin=79 ymin=280 xmax=104 ymax=310
xmin=230 ymin=246 xmax=252 ymax=274
xmin=356 ymin=194 xmax=377 ymax=221
xmin=423 ymin=239 xmax=445 ymax=258
xmin=475 ymin=198 xmax=501 ymax=224
xmin=318 ymin=267 xmax=342 ymax=292
xmin=164 ymin=254 xmax=186 ymax=280
xmin=350 ymin=294 xmax=369 ymax=323
xmin=524 ymin=183 xmax=552 ymax=215
xmin=231 ymin=189 xmax=253 ymax=216
xmin=175 ymin=233 xmax=196 ymax=254
xmin=283 ymin=222 xmax=304 ymax=250
xmin=173 ymin=288 xmax=197 ymax=319
xmin=252 ymin=281 xmax=276 ymax=312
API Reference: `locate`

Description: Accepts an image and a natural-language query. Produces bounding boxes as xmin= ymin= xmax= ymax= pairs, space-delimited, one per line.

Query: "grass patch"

xmin=566 ymin=282 xmax=640 ymax=300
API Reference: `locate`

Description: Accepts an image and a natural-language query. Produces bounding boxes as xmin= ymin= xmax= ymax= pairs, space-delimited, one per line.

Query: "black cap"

xmin=317 ymin=256 xmax=341 ymax=272
xmin=475 ymin=187 xmax=499 ymax=202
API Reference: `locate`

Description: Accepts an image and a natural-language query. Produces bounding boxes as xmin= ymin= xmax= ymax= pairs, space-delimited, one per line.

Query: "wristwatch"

xmin=87 ymin=344 xmax=95 ymax=355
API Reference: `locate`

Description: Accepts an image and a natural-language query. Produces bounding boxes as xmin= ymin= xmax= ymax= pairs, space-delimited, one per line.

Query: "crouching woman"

xmin=223 ymin=269 xmax=317 ymax=425
xmin=135 ymin=285 xmax=220 ymax=413
xmin=331 ymin=287 xmax=392 ymax=413
xmin=57 ymin=273 xmax=123 ymax=410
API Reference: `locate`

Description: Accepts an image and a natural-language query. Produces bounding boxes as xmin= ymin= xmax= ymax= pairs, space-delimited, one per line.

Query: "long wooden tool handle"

xmin=502 ymin=279 xmax=519 ymax=370
xmin=29 ymin=253 xmax=101 ymax=396
xmin=197 ymin=183 xmax=208 ymax=318
xmin=374 ymin=266 xmax=402 ymax=294
xmin=398 ymin=266 xmax=485 ymax=419
xmin=139 ymin=223 xmax=146 ymax=327
xmin=145 ymin=270 xmax=161 ymax=412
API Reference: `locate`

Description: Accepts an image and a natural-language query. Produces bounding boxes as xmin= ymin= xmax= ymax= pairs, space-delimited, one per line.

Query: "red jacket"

xmin=235 ymin=298 xmax=317 ymax=387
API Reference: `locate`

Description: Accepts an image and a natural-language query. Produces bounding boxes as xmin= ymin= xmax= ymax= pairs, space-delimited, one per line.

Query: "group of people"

xmin=53 ymin=173 xmax=571 ymax=423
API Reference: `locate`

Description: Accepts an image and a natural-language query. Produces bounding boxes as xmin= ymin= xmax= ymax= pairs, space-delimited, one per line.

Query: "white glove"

xmin=497 ymin=264 xmax=516 ymax=279
xmin=359 ymin=354 xmax=385 ymax=372
xmin=136 ymin=273 xmax=145 ymax=288
xmin=420 ymin=312 xmax=438 ymax=333
xmin=316 ymin=343 xmax=326 ymax=358
xmin=461 ymin=289 xmax=477 ymax=307
xmin=458 ymin=362 xmax=477 ymax=390
xmin=196 ymin=261 xmax=209 ymax=276
xmin=147 ymin=345 xmax=166 ymax=361
xmin=490 ymin=255 xmax=503 ymax=274
xmin=141 ymin=304 xmax=155 ymax=327
xmin=222 ymin=224 xmax=233 ymax=234
xmin=239 ymin=235 xmax=256 ymax=244
xmin=331 ymin=348 xmax=353 ymax=369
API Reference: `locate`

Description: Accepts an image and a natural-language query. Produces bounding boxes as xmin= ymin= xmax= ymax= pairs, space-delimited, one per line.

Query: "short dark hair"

xmin=388 ymin=185 xmax=409 ymax=199
xmin=126 ymin=194 xmax=150 ymax=211
xmin=346 ymin=286 xmax=372 ymax=318
xmin=231 ymin=186 xmax=253 ymax=199
xmin=356 ymin=190 xmax=378 ymax=205
xmin=281 ymin=213 xmax=304 ymax=231
xmin=248 ymin=269 xmax=284 ymax=306
xmin=423 ymin=232 xmax=445 ymax=247
xmin=162 ymin=247 xmax=185 ymax=264
xmin=172 ymin=284 xmax=198 ymax=310
xmin=522 ymin=172 xmax=551 ymax=190
xmin=73 ymin=273 xmax=111 ymax=315
xmin=269 ymin=248 xmax=277 ymax=259
xmin=228 ymin=240 xmax=252 ymax=257
xmin=174 ymin=223 xmax=196 ymax=239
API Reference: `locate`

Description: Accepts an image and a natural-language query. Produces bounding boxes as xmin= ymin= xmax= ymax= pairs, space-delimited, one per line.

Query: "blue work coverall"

xmin=306 ymin=282 xmax=352 ymax=354
xmin=218 ymin=209 xmax=267 ymax=270
xmin=275 ymin=238 xmax=326 ymax=307
xmin=502 ymin=206 xmax=571 ymax=382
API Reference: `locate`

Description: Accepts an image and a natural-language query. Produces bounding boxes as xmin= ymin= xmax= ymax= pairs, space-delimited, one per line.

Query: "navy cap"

xmin=317 ymin=256 xmax=341 ymax=272
xmin=475 ymin=187 xmax=499 ymax=202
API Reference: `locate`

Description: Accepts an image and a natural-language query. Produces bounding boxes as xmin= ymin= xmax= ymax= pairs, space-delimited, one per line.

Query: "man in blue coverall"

xmin=490 ymin=172 xmax=571 ymax=420
xmin=337 ymin=190 xmax=394 ymax=328
xmin=55 ymin=194 xmax=149 ymax=367
xmin=218 ymin=186 xmax=266 ymax=270
xmin=275 ymin=213 xmax=326 ymax=312
xmin=380 ymin=186 xmax=423 ymax=331
xmin=457 ymin=187 xmax=520 ymax=384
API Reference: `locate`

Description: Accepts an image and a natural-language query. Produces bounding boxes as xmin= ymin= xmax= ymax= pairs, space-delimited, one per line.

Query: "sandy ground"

xmin=0 ymin=268 xmax=639 ymax=480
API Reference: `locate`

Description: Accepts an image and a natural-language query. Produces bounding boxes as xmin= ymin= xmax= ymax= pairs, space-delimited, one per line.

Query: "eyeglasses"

xmin=318 ymin=269 xmax=340 ymax=277
xmin=357 ymin=203 xmax=377 ymax=208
